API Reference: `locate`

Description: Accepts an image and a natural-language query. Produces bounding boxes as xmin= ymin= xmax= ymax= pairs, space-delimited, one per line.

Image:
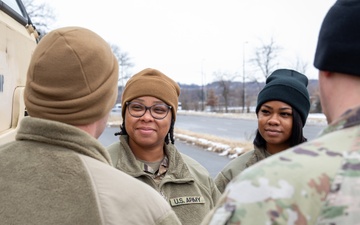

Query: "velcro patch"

xmin=169 ymin=196 xmax=205 ymax=206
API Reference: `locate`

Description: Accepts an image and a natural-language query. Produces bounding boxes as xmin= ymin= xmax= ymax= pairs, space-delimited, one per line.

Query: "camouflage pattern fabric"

xmin=139 ymin=156 xmax=169 ymax=185
xmin=202 ymin=106 xmax=360 ymax=225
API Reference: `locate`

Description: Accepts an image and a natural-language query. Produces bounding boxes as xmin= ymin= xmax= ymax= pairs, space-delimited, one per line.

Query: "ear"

xmin=322 ymin=70 xmax=332 ymax=77
xmin=318 ymin=70 xmax=332 ymax=81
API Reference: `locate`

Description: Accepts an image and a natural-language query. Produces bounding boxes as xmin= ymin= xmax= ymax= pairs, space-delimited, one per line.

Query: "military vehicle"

xmin=0 ymin=0 xmax=38 ymax=145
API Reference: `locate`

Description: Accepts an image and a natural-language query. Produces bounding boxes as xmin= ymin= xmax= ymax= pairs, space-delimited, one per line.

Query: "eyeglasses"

xmin=126 ymin=102 xmax=172 ymax=120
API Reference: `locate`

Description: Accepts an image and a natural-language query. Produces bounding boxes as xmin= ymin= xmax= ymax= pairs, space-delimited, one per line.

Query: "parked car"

xmin=111 ymin=103 xmax=121 ymax=113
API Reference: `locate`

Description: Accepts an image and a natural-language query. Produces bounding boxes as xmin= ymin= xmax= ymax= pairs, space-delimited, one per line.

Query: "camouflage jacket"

xmin=201 ymin=106 xmax=360 ymax=225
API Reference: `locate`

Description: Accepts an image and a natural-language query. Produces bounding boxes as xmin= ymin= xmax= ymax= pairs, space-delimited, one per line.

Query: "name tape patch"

xmin=169 ymin=196 xmax=205 ymax=206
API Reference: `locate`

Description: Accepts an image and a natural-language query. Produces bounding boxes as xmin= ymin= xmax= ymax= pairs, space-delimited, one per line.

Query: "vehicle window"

xmin=2 ymin=0 xmax=23 ymax=16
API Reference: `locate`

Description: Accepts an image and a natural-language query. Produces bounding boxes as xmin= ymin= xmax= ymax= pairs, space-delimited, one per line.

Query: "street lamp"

xmin=201 ymin=59 xmax=205 ymax=111
xmin=242 ymin=42 xmax=248 ymax=113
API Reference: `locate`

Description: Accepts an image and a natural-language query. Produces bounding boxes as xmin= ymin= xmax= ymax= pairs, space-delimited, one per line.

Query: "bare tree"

xmin=178 ymin=85 xmax=204 ymax=111
xmin=251 ymin=37 xmax=282 ymax=80
xmin=306 ymin=81 xmax=322 ymax=113
xmin=213 ymin=71 xmax=236 ymax=113
xmin=206 ymin=89 xmax=218 ymax=112
xmin=22 ymin=0 xmax=56 ymax=38
xmin=109 ymin=43 xmax=134 ymax=95
xmin=293 ymin=56 xmax=308 ymax=74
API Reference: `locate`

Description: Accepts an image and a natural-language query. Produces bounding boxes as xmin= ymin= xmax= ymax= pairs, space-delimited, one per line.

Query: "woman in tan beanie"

xmin=107 ymin=68 xmax=221 ymax=225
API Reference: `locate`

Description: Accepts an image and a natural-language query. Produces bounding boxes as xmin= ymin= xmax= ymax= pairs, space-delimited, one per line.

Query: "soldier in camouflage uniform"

xmin=201 ymin=0 xmax=360 ymax=224
xmin=107 ymin=68 xmax=221 ymax=225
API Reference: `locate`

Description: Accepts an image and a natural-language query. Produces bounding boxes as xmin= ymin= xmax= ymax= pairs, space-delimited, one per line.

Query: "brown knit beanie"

xmin=121 ymin=68 xmax=180 ymax=120
xmin=24 ymin=26 xmax=119 ymax=125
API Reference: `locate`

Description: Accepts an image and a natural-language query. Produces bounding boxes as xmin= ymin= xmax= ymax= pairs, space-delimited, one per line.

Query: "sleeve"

xmin=210 ymin=177 xmax=222 ymax=206
xmin=213 ymin=152 xmax=254 ymax=194
xmin=201 ymin=148 xmax=335 ymax=225
xmin=106 ymin=142 xmax=120 ymax=167
xmin=214 ymin=172 xmax=230 ymax=194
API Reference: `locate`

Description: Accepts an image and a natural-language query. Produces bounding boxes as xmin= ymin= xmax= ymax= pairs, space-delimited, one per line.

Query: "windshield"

xmin=2 ymin=0 xmax=23 ymax=16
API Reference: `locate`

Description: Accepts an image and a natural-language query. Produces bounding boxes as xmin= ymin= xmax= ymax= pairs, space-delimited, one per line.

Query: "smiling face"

xmin=125 ymin=96 xmax=172 ymax=160
xmin=257 ymin=100 xmax=293 ymax=154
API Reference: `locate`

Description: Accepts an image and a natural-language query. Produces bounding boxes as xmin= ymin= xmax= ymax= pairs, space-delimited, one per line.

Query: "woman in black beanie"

xmin=214 ymin=68 xmax=311 ymax=193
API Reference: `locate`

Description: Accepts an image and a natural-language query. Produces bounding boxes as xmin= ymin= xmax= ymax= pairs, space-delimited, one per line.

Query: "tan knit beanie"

xmin=24 ymin=26 xmax=119 ymax=125
xmin=121 ymin=68 xmax=180 ymax=120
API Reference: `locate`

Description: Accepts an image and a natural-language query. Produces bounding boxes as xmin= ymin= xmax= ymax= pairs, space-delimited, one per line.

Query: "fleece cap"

xmin=121 ymin=68 xmax=180 ymax=120
xmin=256 ymin=69 xmax=310 ymax=126
xmin=25 ymin=26 xmax=119 ymax=125
xmin=314 ymin=0 xmax=360 ymax=76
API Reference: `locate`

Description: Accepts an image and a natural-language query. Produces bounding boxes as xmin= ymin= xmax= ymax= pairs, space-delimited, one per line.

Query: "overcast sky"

xmin=40 ymin=0 xmax=336 ymax=85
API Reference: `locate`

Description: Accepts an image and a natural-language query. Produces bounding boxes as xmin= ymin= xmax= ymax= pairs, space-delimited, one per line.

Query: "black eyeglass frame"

xmin=125 ymin=101 xmax=172 ymax=120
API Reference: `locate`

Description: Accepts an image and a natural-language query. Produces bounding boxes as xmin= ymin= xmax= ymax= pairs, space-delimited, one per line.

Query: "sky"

xmin=39 ymin=0 xmax=336 ymax=85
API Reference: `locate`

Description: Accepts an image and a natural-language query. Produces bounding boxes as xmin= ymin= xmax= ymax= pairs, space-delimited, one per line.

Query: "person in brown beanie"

xmin=214 ymin=68 xmax=311 ymax=193
xmin=107 ymin=68 xmax=221 ymax=225
xmin=201 ymin=1 xmax=360 ymax=224
xmin=0 ymin=27 xmax=181 ymax=225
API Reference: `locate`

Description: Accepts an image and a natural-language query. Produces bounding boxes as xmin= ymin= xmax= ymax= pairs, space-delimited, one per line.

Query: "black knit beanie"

xmin=256 ymin=69 xmax=310 ymax=126
xmin=314 ymin=0 xmax=360 ymax=76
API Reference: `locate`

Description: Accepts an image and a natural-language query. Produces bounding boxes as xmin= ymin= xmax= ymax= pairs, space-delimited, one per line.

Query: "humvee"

xmin=0 ymin=0 xmax=38 ymax=145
